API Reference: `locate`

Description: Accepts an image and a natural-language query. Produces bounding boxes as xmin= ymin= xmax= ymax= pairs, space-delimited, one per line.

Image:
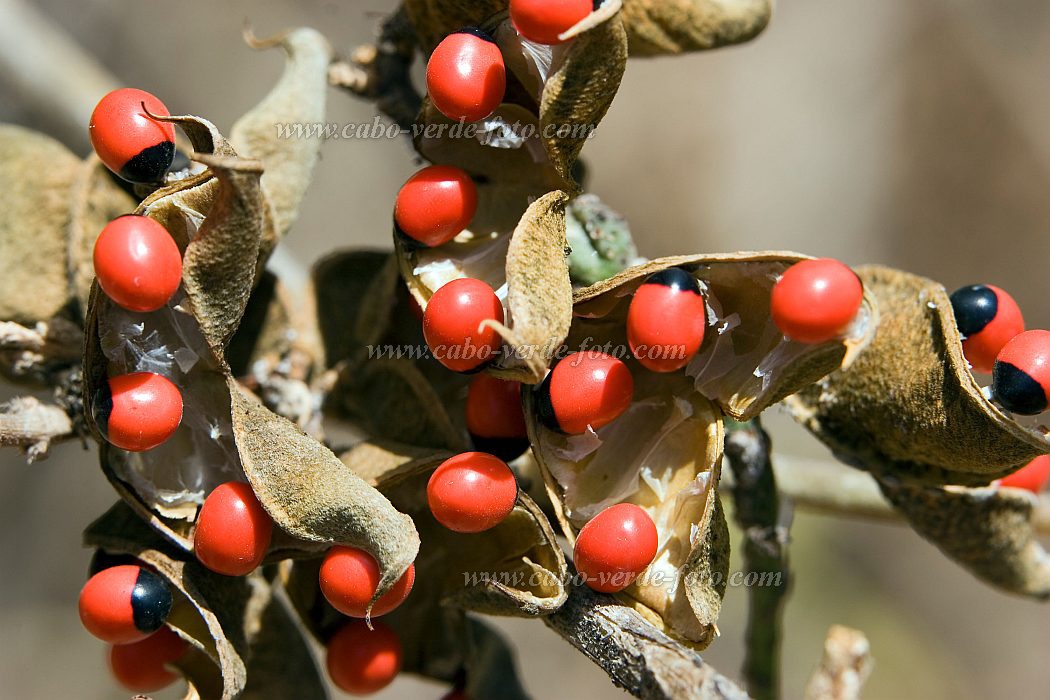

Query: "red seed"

xmin=394 ymin=165 xmax=478 ymax=247
xmin=510 ymin=0 xmax=593 ymax=45
xmin=326 ymin=620 xmax=402 ymax=695
xmin=770 ymin=258 xmax=863 ymax=344
xmin=465 ymin=374 xmax=528 ymax=461
xmin=626 ymin=267 xmax=706 ymax=373
xmin=94 ymin=215 xmax=182 ymax=312
xmin=537 ymin=351 xmax=634 ymax=434
xmin=999 ymin=455 xmax=1050 ymax=494
xmin=423 ymin=278 xmax=504 ymax=372
xmin=319 ymin=546 xmax=415 ymax=618
xmin=89 ymin=88 xmax=176 ymax=183
xmin=102 ymin=373 xmax=182 ymax=452
xmin=108 ymin=626 xmax=188 ymax=692
xmin=426 ymin=29 xmax=506 ymax=123
xmin=79 ymin=565 xmax=172 ymax=644
xmin=427 ymin=452 xmax=518 ymax=533
xmin=193 ymin=482 xmax=273 ymax=576
xmin=574 ymin=503 xmax=658 ymax=593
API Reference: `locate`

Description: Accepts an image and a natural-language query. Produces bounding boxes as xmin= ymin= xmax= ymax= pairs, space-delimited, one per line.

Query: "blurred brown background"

xmin=2 ymin=0 xmax=1050 ymax=697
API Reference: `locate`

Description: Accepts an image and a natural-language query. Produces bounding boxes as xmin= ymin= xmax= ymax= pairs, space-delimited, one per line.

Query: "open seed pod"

xmin=785 ymin=266 xmax=1050 ymax=486
xmin=523 ymin=253 xmax=876 ymax=646
xmin=284 ymin=438 xmax=564 ymax=697
xmin=877 ymin=477 xmax=1050 ymax=599
xmin=619 ymin=0 xmax=773 ymax=56
xmin=573 ymin=253 xmax=877 ymax=421
xmin=85 ymin=502 xmax=328 ymax=700
xmin=83 ymin=135 xmax=419 ymax=599
xmin=0 ymin=125 xmax=133 ymax=336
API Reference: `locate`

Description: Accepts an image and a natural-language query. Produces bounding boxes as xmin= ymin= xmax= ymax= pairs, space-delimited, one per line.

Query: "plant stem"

xmin=725 ymin=419 xmax=790 ymax=700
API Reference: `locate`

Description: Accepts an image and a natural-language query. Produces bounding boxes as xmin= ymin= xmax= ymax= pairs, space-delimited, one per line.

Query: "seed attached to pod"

xmin=326 ymin=620 xmax=403 ymax=695
xmin=423 ymin=278 xmax=504 ymax=373
xmin=627 ymin=267 xmax=706 ymax=373
xmin=394 ymin=165 xmax=478 ymax=248
xmin=949 ymin=284 xmax=1025 ymax=373
xmin=89 ymin=88 xmax=176 ymax=184
xmin=466 ymin=374 xmax=529 ymax=461
xmin=94 ymin=215 xmax=183 ymax=312
xmin=993 ymin=330 xmax=1050 ymax=415
xmin=573 ymin=503 xmax=658 ymax=593
xmin=771 ymin=258 xmax=863 ymax=344
xmin=193 ymin=482 xmax=273 ymax=576
xmin=510 ymin=0 xmax=594 ymax=45
xmin=79 ymin=565 xmax=173 ymax=644
xmin=999 ymin=455 xmax=1050 ymax=493
xmin=319 ymin=546 xmax=416 ymax=618
xmin=97 ymin=372 xmax=183 ymax=452
xmin=536 ymin=351 xmax=634 ymax=434
xmin=107 ymin=625 xmax=188 ymax=692
xmin=426 ymin=28 xmax=506 ymax=123
xmin=427 ymin=452 xmax=518 ymax=533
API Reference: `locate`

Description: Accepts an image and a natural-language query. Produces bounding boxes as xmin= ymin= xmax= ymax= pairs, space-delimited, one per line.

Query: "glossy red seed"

xmin=539 ymin=351 xmax=634 ymax=434
xmin=395 ymin=165 xmax=478 ymax=247
xmin=79 ymin=565 xmax=172 ymax=644
xmin=999 ymin=455 xmax=1050 ymax=494
xmin=950 ymin=284 xmax=1025 ymax=374
xmin=193 ymin=482 xmax=273 ymax=576
xmin=427 ymin=452 xmax=518 ymax=533
xmin=108 ymin=626 xmax=188 ymax=692
xmin=510 ymin=0 xmax=593 ymax=44
xmin=426 ymin=29 xmax=506 ymax=123
xmin=770 ymin=258 xmax=863 ymax=344
xmin=320 ymin=546 xmax=416 ymax=618
xmin=326 ymin=620 xmax=402 ymax=695
xmin=465 ymin=374 xmax=528 ymax=460
xmin=89 ymin=88 xmax=176 ymax=183
xmin=423 ymin=278 xmax=504 ymax=372
xmin=573 ymin=503 xmax=658 ymax=593
xmin=94 ymin=215 xmax=182 ymax=312
xmin=993 ymin=330 xmax=1050 ymax=415
xmin=627 ymin=268 xmax=706 ymax=373
xmin=103 ymin=373 xmax=182 ymax=452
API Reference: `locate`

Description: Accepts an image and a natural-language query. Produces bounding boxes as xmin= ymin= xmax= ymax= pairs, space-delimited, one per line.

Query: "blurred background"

xmin=2 ymin=0 xmax=1050 ymax=697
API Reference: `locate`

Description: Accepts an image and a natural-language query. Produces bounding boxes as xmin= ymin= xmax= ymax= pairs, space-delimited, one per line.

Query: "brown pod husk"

xmin=619 ymin=0 xmax=772 ymax=56
xmin=231 ymin=27 xmax=332 ymax=257
xmin=785 ymin=265 xmax=1050 ymax=486
xmin=877 ymin=477 xmax=1050 ymax=598
xmin=573 ymin=253 xmax=877 ymax=421
xmin=525 ymin=368 xmax=727 ymax=647
xmin=397 ymin=188 xmax=572 ymax=384
xmin=0 ymin=126 xmax=132 ymax=327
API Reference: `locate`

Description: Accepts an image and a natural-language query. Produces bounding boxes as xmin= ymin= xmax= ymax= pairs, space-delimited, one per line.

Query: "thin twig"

xmin=0 ymin=395 xmax=74 ymax=461
xmin=803 ymin=625 xmax=873 ymax=700
xmin=328 ymin=7 xmax=422 ymax=130
xmin=725 ymin=419 xmax=790 ymax=700
xmin=544 ymin=580 xmax=751 ymax=700
xmin=0 ymin=319 xmax=84 ymax=376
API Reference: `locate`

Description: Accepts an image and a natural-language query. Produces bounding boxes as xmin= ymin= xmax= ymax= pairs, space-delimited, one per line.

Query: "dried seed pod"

xmin=573 ymin=253 xmax=877 ymax=421
xmin=785 ymin=266 xmax=1050 ymax=486
xmin=0 ymin=126 xmax=133 ymax=327
xmin=397 ymin=185 xmax=573 ymax=384
xmin=619 ymin=0 xmax=772 ymax=56
xmin=232 ymin=27 xmax=332 ymax=250
xmin=877 ymin=477 xmax=1050 ymax=598
xmin=526 ymin=368 xmax=728 ymax=646
xmin=84 ymin=502 xmax=326 ymax=700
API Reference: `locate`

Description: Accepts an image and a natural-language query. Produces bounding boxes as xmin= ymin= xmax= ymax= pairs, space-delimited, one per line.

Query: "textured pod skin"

xmin=786 ymin=266 xmax=1050 ymax=485
xmin=89 ymin=88 xmax=176 ymax=184
xmin=93 ymin=215 xmax=183 ymax=312
xmin=320 ymin=546 xmax=416 ymax=618
xmin=79 ymin=565 xmax=172 ymax=644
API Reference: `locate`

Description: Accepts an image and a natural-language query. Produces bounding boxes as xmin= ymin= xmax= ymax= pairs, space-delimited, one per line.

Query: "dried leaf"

xmin=229 ymin=380 xmax=420 ymax=601
xmin=620 ymin=0 xmax=772 ymax=56
xmin=785 ymin=266 xmax=1050 ymax=486
xmin=181 ymin=153 xmax=266 ymax=355
xmin=232 ymin=27 xmax=332 ymax=251
xmin=0 ymin=125 xmax=82 ymax=324
xmin=574 ymin=253 xmax=877 ymax=421
xmin=526 ymin=371 xmax=727 ymax=646
xmin=877 ymin=477 xmax=1050 ymax=598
